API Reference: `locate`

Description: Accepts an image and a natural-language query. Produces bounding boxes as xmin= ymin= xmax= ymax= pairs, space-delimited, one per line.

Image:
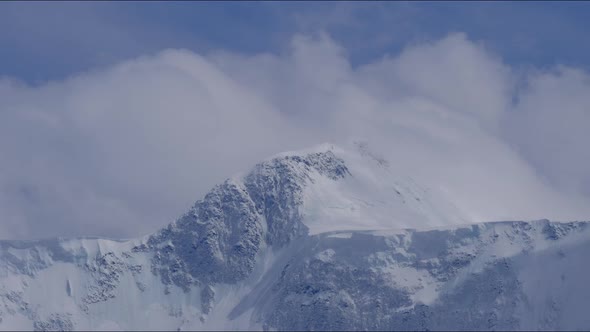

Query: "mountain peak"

xmin=1 ymin=144 xmax=589 ymax=330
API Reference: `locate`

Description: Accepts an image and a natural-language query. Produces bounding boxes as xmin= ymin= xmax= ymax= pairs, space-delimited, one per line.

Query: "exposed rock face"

xmin=245 ymin=222 xmax=529 ymax=331
xmin=0 ymin=146 xmax=589 ymax=331
xmin=243 ymin=151 xmax=350 ymax=247
xmin=148 ymin=179 xmax=264 ymax=288
xmin=147 ymin=150 xmax=349 ymax=291
xmin=33 ymin=314 xmax=74 ymax=332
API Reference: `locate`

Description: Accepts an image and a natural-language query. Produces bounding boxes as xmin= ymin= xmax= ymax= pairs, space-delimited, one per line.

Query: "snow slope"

xmin=1 ymin=143 xmax=589 ymax=331
xmin=295 ymin=142 xmax=470 ymax=234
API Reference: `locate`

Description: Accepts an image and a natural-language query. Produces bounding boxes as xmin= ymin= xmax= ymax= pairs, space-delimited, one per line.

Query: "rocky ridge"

xmin=0 ymin=144 xmax=589 ymax=330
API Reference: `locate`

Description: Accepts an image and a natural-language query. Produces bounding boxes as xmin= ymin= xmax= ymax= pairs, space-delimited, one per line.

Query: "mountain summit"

xmin=1 ymin=143 xmax=589 ymax=330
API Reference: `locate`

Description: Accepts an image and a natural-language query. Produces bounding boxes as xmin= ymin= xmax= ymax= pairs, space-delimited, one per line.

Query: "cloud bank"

xmin=1 ymin=32 xmax=589 ymax=239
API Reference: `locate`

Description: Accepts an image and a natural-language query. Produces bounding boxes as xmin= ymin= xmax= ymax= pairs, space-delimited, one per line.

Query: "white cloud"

xmin=505 ymin=66 xmax=590 ymax=196
xmin=1 ymin=32 xmax=589 ymax=239
xmin=356 ymin=33 xmax=513 ymax=127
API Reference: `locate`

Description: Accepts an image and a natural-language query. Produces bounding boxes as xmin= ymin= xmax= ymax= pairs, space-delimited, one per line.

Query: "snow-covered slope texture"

xmin=234 ymin=220 xmax=590 ymax=331
xmin=1 ymin=143 xmax=589 ymax=331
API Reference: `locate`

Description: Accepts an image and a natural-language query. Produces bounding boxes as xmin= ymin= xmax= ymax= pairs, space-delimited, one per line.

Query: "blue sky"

xmin=2 ymin=1 xmax=590 ymax=84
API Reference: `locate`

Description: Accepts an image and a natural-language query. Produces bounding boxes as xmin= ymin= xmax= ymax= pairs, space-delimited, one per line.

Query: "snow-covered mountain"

xmin=1 ymin=143 xmax=589 ymax=331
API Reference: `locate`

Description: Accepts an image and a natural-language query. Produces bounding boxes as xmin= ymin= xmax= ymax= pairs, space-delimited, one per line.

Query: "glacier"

xmin=1 ymin=142 xmax=589 ymax=331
